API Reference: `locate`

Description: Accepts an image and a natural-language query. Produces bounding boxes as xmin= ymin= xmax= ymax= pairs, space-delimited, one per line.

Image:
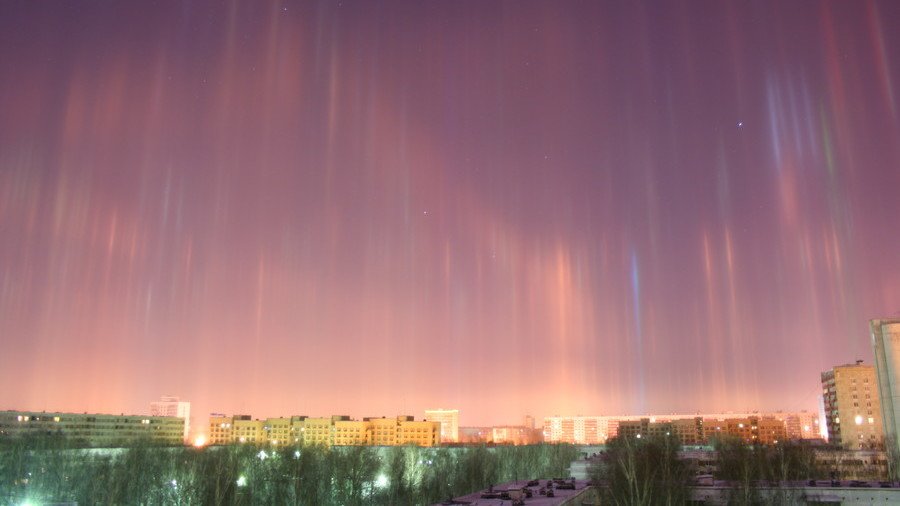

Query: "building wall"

xmin=491 ymin=426 xmax=543 ymax=445
xmin=302 ymin=417 xmax=334 ymax=446
xmin=871 ymin=318 xmax=900 ymax=455
xmin=0 ymin=411 xmax=184 ymax=447
xmin=424 ymin=409 xmax=459 ymax=443
xmin=368 ymin=417 xmax=399 ymax=446
xmin=207 ymin=414 xmax=439 ymax=447
xmin=545 ymin=414 xmax=797 ymax=446
xmin=334 ymin=420 xmax=369 ymax=446
xmin=208 ymin=414 xmax=233 ymax=445
xmin=543 ymin=416 xmax=609 ymax=444
xmin=397 ymin=419 xmax=440 ymax=447
xmin=233 ymin=418 xmax=265 ymax=443
xmin=822 ymin=362 xmax=883 ymax=449
xmin=264 ymin=417 xmax=293 ymax=446
xmin=149 ymin=396 xmax=191 ymax=441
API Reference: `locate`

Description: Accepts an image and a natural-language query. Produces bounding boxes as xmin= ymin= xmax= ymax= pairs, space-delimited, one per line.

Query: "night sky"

xmin=2 ymin=1 xmax=899 ymax=429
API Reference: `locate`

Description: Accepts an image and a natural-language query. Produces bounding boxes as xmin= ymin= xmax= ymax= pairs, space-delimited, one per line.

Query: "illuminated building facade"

xmin=822 ymin=361 xmax=883 ymax=449
xmin=396 ymin=417 xmax=441 ymax=446
xmin=0 ymin=410 xmax=185 ymax=447
xmin=491 ymin=425 xmax=543 ymax=445
xmin=149 ymin=395 xmax=191 ymax=442
xmin=334 ymin=419 xmax=369 ymax=446
xmin=544 ymin=412 xmax=804 ymax=445
xmin=206 ymin=414 xmax=440 ymax=447
xmin=782 ymin=411 xmax=821 ymax=440
xmin=232 ymin=416 xmax=265 ymax=443
xmin=871 ymin=318 xmax=900 ymax=456
xmin=424 ymin=408 xmax=459 ymax=443
xmin=264 ymin=417 xmax=294 ymax=446
xmin=714 ymin=417 xmax=786 ymax=445
xmin=208 ymin=413 xmax=234 ymax=445
xmin=543 ymin=416 xmax=609 ymax=444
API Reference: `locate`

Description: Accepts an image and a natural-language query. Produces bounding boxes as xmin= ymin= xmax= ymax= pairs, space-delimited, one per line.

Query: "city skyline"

xmin=2 ymin=1 xmax=900 ymax=427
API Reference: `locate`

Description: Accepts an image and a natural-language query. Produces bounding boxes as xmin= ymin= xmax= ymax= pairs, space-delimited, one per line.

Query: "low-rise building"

xmin=233 ymin=416 xmax=265 ymax=443
xmin=0 ymin=410 xmax=185 ymax=447
xmin=206 ymin=413 xmax=439 ymax=447
xmin=208 ymin=413 xmax=234 ymax=445
xmin=397 ymin=417 xmax=441 ymax=447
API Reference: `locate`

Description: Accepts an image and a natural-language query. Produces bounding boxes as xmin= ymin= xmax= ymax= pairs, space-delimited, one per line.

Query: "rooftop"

xmin=434 ymin=479 xmax=593 ymax=506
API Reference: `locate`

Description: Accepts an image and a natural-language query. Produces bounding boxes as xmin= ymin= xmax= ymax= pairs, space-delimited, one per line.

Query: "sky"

xmin=1 ymin=0 xmax=899 ymax=430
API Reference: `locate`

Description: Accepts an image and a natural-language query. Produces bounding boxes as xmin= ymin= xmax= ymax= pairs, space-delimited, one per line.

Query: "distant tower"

xmin=871 ymin=318 xmax=900 ymax=456
xmin=150 ymin=395 xmax=191 ymax=442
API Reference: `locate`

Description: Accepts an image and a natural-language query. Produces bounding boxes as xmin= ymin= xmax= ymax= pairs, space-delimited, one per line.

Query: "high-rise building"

xmin=150 ymin=396 xmax=191 ymax=442
xmin=871 ymin=318 xmax=900 ymax=455
xmin=424 ymin=408 xmax=459 ymax=443
xmin=821 ymin=361 xmax=883 ymax=449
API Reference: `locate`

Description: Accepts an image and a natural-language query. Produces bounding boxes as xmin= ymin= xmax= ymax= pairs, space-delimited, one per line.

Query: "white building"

xmin=424 ymin=408 xmax=459 ymax=443
xmin=150 ymin=395 xmax=191 ymax=442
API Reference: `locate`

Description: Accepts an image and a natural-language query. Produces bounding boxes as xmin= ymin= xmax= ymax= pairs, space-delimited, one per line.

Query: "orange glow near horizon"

xmin=1 ymin=1 xmax=899 ymax=428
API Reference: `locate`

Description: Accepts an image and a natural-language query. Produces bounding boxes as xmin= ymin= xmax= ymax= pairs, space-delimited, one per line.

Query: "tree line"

xmin=0 ymin=435 xmax=578 ymax=505
xmin=592 ymin=434 xmax=845 ymax=506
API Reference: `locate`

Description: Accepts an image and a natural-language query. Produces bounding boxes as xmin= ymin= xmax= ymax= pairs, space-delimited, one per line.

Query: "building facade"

xmin=206 ymin=414 xmax=440 ymax=447
xmin=424 ymin=409 xmax=459 ymax=443
xmin=149 ymin=396 xmax=191 ymax=442
xmin=0 ymin=410 xmax=185 ymax=447
xmin=208 ymin=413 xmax=234 ymax=445
xmin=871 ymin=318 xmax=900 ymax=456
xmin=822 ymin=361 xmax=883 ymax=449
xmin=544 ymin=412 xmax=804 ymax=446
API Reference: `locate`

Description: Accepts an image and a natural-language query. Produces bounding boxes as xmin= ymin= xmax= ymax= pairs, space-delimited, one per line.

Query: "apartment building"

xmin=0 ymin=410 xmax=184 ymax=447
xmin=822 ymin=361 xmax=883 ymax=449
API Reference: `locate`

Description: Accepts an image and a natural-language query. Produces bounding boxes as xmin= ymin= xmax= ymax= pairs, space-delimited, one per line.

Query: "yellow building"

xmin=206 ymin=413 xmax=440 ymax=447
xmin=822 ymin=361 xmax=883 ymax=449
xmin=367 ymin=416 xmax=400 ymax=446
xmin=208 ymin=414 xmax=234 ymax=445
xmin=303 ymin=417 xmax=336 ymax=446
xmin=397 ymin=417 xmax=441 ymax=447
xmin=0 ymin=410 xmax=184 ymax=447
xmin=264 ymin=417 xmax=294 ymax=446
xmin=232 ymin=417 xmax=265 ymax=443
xmin=334 ymin=419 xmax=370 ymax=446
xmin=290 ymin=416 xmax=308 ymax=444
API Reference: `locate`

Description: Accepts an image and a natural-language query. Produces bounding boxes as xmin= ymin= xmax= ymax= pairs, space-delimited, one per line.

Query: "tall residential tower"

xmin=871 ymin=318 xmax=900 ymax=456
xmin=821 ymin=361 xmax=883 ymax=449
